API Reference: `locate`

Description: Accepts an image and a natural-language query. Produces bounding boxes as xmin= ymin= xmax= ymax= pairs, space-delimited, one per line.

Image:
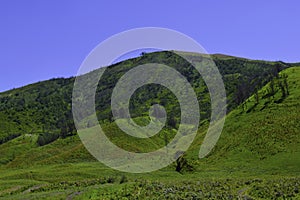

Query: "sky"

xmin=0 ymin=0 xmax=299 ymax=92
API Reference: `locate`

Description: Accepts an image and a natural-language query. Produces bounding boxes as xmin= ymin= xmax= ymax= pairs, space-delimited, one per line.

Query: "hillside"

xmin=189 ymin=67 xmax=300 ymax=173
xmin=0 ymin=51 xmax=291 ymax=146
xmin=0 ymin=52 xmax=299 ymax=199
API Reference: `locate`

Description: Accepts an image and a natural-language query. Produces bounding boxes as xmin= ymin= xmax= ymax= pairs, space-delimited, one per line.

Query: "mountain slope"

xmin=0 ymin=51 xmax=291 ymax=146
xmin=181 ymin=67 xmax=299 ymax=175
xmin=0 ymin=52 xmax=299 ymax=199
xmin=0 ymin=65 xmax=299 ymax=199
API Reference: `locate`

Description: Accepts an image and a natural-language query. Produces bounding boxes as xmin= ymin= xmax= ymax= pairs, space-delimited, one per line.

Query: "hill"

xmin=0 ymin=52 xmax=299 ymax=199
xmin=0 ymin=51 xmax=291 ymax=146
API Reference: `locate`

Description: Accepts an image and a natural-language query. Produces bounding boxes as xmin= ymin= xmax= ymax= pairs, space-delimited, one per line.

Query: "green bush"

xmin=37 ymin=132 xmax=59 ymax=146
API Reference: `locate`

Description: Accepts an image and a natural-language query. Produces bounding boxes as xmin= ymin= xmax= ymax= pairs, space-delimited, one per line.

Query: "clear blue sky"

xmin=0 ymin=0 xmax=299 ymax=92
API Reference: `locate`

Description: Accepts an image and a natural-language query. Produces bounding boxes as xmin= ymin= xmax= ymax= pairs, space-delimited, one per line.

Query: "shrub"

xmin=37 ymin=132 xmax=59 ymax=146
xmin=120 ymin=175 xmax=128 ymax=184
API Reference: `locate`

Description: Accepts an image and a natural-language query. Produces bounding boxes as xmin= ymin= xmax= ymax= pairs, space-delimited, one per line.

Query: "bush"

xmin=0 ymin=133 xmax=21 ymax=145
xmin=120 ymin=175 xmax=128 ymax=184
xmin=37 ymin=132 xmax=59 ymax=146
xmin=107 ymin=177 xmax=115 ymax=184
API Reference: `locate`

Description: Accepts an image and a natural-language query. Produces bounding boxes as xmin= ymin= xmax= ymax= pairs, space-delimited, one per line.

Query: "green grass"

xmin=0 ymin=164 xmax=299 ymax=199
xmin=0 ymin=61 xmax=299 ymax=198
xmin=185 ymin=67 xmax=300 ymax=176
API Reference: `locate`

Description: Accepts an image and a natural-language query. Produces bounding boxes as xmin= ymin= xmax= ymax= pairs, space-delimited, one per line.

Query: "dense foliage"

xmin=0 ymin=51 xmax=290 ymax=146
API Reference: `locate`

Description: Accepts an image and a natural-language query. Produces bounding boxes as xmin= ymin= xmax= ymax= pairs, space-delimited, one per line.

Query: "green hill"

xmin=0 ymin=51 xmax=290 ymax=145
xmin=0 ymin=52 xmax=299 ymax=199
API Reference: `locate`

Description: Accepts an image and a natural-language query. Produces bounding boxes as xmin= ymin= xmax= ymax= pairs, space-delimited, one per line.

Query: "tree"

xmin=175 ymin=152 xmax=193 ymax=173
xmin=164 ymin=133 xmax=169 ymax=147
xmin=254 ymin=88 xmax=259 ymax=104
xmin=140 ymin=52 xmax=147 ymax=56
xmin=278 ymin=81 xmax=286 ymax=98
xmin=235 ymin=79 xmax=249 ymax=105
xmin=60 ymin=124 xmax=68 ymax=138
xmin=167 ymin=116 xmax=177 ymax=128
xmin=282 ymin=74 xmax=289 ymax=95
xmin=269 ymin=79 xmax=275 ymax=97
xmin=37 ymin=132 xmax=59 ymax=146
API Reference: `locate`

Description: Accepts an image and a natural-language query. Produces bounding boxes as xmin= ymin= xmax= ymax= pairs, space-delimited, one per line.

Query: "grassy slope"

xmin=189 ymin=67 xmax=300 ymax=175
xmin=0 ymin=67 xmax=299 ymax=199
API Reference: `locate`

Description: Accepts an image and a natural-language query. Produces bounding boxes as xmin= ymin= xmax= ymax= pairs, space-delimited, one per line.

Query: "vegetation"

xmin=0 ymin=52 xmax=299 ymax=199
xmin=0 ymin=52 xmax=290 ymax=139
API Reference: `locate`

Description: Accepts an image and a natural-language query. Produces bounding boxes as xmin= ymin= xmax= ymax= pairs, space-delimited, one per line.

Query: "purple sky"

xmin=0 ymin=0 xmax=299 ymax=92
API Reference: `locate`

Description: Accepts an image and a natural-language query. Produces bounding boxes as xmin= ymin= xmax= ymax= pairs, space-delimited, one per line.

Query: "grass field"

xmin=0 ymin=67 xmax=299 ymax=199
